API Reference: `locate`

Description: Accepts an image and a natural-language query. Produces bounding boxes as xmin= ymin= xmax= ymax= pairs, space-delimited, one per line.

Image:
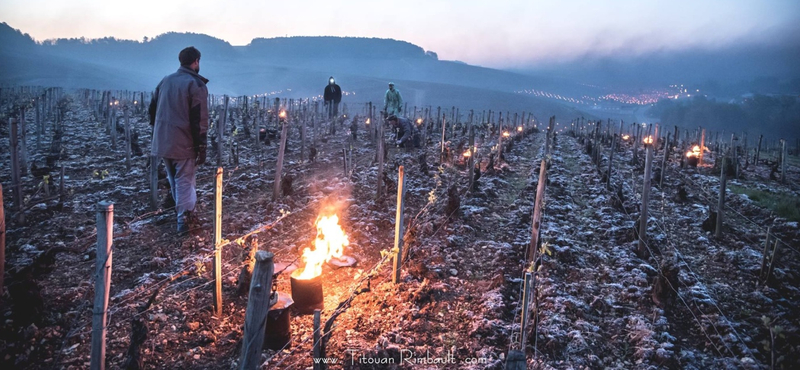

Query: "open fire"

xmin=686 ymin=145 xmax=702 ymax=158
xmin=295 ymin=214 xmax=349 ymax=280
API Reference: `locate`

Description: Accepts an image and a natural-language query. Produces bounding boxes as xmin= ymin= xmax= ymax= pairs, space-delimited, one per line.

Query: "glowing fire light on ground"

xmin=416 ymin=118 xmax=423 ymax=125
xmin=296 ymin=215 xmax=349 ymax=280
xmin=365 ymin=118 xmax=370 ymax=124
xmin=463 ymin=150 xmax=472 ymax=158
xmin=502 ymin=131 xmax=510 ymax=137
xmin=279 ymin=110 xmax=287 ymax=119
xmin=643 ymin=136 xmax=654 ymax=145
xmin=517 ymin=126 xmax=523 ymax=132
xmin=622 ymin=134 xmax=630 ymax=141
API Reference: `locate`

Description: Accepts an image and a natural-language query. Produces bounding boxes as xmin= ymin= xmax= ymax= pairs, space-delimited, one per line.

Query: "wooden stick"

xmin=638 ymin=142 xmax=654 ymax=256
xmin=274 ymin=119 xmax=288 ymax=200
xmin=218 ymin=95 xmax=229 ymax=167
xmin=528 ymin=160 xmax=547 ymax=264
xmin=755 ymin=135 xmax=763 ymax=165
xmin=124 ymin=107 xmax=132 ymax=171
xmin=468 ymin=111 xmax=475 ymax=191
xmin=376 ymin=117 xmax=385 ymax=200
xmin=765 ymin=239 xmax=781 ymax=285
xmin=19 ymin=107 xmax=28 ymax=176
xmin=520 ymin=272 xmax=532 ymax=348
xmin=214 ymin=167 xmax=223 ymax=316
xmin=0 ymin=184 xmax=5 ymax=295
xmin=239 ymin=251 xmax=275 ymax=370
xmin=392 ymin=166 xmax=406 ymax=284
xmin=440 ymin=114 xmax=447 ymax=163
xmin=781 ymin=139 xmax=787 ymax=183
xmin=149 ymin=156 xmax=159 ymax=209
xmin=313 ymin=309 xmax=322 ymax=370
xmin=759 ymin=227 xmax=772 ymax=283
xmin=91 ymin=202 xmax=114 ymax=370
xmin=716 ymin=157 xmax=726 ymax=238
xmin=10 ymin=118 xmax=24 ymax=224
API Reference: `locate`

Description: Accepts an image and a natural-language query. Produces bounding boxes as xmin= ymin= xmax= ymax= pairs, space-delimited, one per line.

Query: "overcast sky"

xmin=2 ymin=0 xmax=798 ymax=69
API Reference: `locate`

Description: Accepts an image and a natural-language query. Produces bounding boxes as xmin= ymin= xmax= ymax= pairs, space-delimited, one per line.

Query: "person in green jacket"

xmin=384 ymin=82 xmax=403 ymax=117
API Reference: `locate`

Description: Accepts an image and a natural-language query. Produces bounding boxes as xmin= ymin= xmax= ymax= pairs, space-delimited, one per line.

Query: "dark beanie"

xmin=179 ymin=46 xmax=201 ymax=66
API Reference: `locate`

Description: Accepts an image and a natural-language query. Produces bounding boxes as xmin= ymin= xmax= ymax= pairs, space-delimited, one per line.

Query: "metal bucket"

xmin=290 ymin=269 xmax=324 ymax=314
xmin=264 ymin=292 xmax=293 ymax=350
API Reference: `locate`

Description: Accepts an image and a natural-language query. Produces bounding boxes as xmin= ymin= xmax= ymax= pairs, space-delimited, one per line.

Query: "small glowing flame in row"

xmin=517 ymin=126 xmax=523 ymax=132
xmin=463 ymin=150 xmax=472 ymax=158
xmin=279 ymin=110 xmax=287 ymax=119
xmin=416 ymin=118 xmax=423 ymax=125
xmin=686 ymin=145 xmax=702 ymax=158
xmin=296 ymin=215 xmax=349 ymax=280
xmin=365 ymin=118 xmax=370 ymax=124
xmin=643 ymin=136 xmax=654 ymax=144
xmin=502 ymin=131 xmax=510 ymax=137
xmin=622 ymin=134 xmax=630 ymax=141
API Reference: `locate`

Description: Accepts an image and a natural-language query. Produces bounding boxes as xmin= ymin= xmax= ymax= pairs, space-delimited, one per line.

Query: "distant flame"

xmin=643 ymin=136 xmax=653 ymax=144
xmin=622 ymin=134 xmax=630 ymax=141
xmin=296 ymin=215 xmax=349 ymax=280
xmin=686 ymin=145 xmax=702 ymax=158
xmin=279 ymin=110 xmax=287 ymax=119
xmin=463 ymin=150 xmax=472 ymax=158
xmin=416 ymin=118 xmax=423 ymax=125
xmin=517 ymin=126 xmax=523 ymax=132
xmin=365 ymin=118 xmax=370 ymax=125
xmin=502 ymin=131 xmax=510 ymax=137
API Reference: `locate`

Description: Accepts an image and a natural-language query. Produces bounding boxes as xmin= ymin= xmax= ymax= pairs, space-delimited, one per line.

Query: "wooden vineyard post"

xmin=313 ymin=309 xmax=322 ymax=370
xmin=528 ymin=160 xmax=547 ymax=264
xmin=218 ymin=95 xmax=229 ymax=167
xmin=781 ymin=139 xmax=787 ymax=183
xmin=91 ymin=202 xmax=113 ymax=370
xmin=301 ymin=111 xmax=307 ymax=162
xmin=377 ymin=117 xmax=385 ymax=200
xmin=699 ymin=128 xmax=705 ymax=165
xmin=149 ymin=156 xmax=159 ymax=209
xmin=392 ymin=166 xmax=406 ymax=284
xmin=468 ymin=111 xmax=475 ymax=191
xmin=660 ymin=132 xmax=669 ymax=188
xmin=519 ymin=272 xmax=532 ymax=348
xmin=0 ymin=184 xmax=5 ymax=294
xmin=19 ymin=107 xmax=28 ymax=176
xmin=638 ymin=139 xmax=654 ymax=256
xmin=273 ymin=118 xmax=289 ymax=200
xmin=607 ymin=128 xmax=617 ymax=189
xmin=755 ymin=134 xmax=763 ymax=165
xmin=109 ymin=106 xmax=117 ymax=151
xmin=716 ymin=157 xmax=726 ymax=238
xmin=239 ymin=251 xmax=275 ymax=370
xmin=765 ymin=239 xmax=781 ymax=285
xmin=10 ymin=119 xmax=24 ymax=224
xmin=758 ymin=227 xmax=772 ymax=284
xmin=214 ymin=167 xmax=223 ymax=316
xmin=440 ymin=114 xmax=447 ymax=164
xmin=123 ymin=107 xmax=132 ymax=171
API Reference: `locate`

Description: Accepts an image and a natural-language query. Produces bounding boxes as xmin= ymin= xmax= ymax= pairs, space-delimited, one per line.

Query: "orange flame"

xmin=686 ymin=145 xmax=702 ymax=158
xmin=502 ymin=131 xmax=510 ymax=137
xmin=296 ymin=215 xmax=349 ymax=280
xmin=416 ymin=118 xmax=423 ymax=125
xmin=463 ymin=150 xmax=472 ymax=158
xmin=643 ymin=136 xmax=654 ymax=144
xmin=365 ymin=118 xmax=370 ymax=124
xmin=517 ymin=126 xmax=523 ymax=132
xmin=622 ymin=134 xmax=630 ymax=141
xmin=279 ymin=110 xmax=287 ymax=119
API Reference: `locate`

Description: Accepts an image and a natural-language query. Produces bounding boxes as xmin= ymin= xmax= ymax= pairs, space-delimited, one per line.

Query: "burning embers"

xmin=290 ymin=214 xmax=350 ymax=313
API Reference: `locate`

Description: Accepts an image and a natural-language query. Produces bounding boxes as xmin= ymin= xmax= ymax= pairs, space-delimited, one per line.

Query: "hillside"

xmin=0 ymin=22 xmax=591 ymax=119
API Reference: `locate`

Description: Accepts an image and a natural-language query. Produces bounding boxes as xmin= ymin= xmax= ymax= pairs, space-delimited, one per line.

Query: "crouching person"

xmin=387 ymin=115 xmax=418 ymax=149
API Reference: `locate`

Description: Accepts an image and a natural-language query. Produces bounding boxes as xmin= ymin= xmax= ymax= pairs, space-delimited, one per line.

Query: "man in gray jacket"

xmin=149 ymin=46 xmax=209 ymax=233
